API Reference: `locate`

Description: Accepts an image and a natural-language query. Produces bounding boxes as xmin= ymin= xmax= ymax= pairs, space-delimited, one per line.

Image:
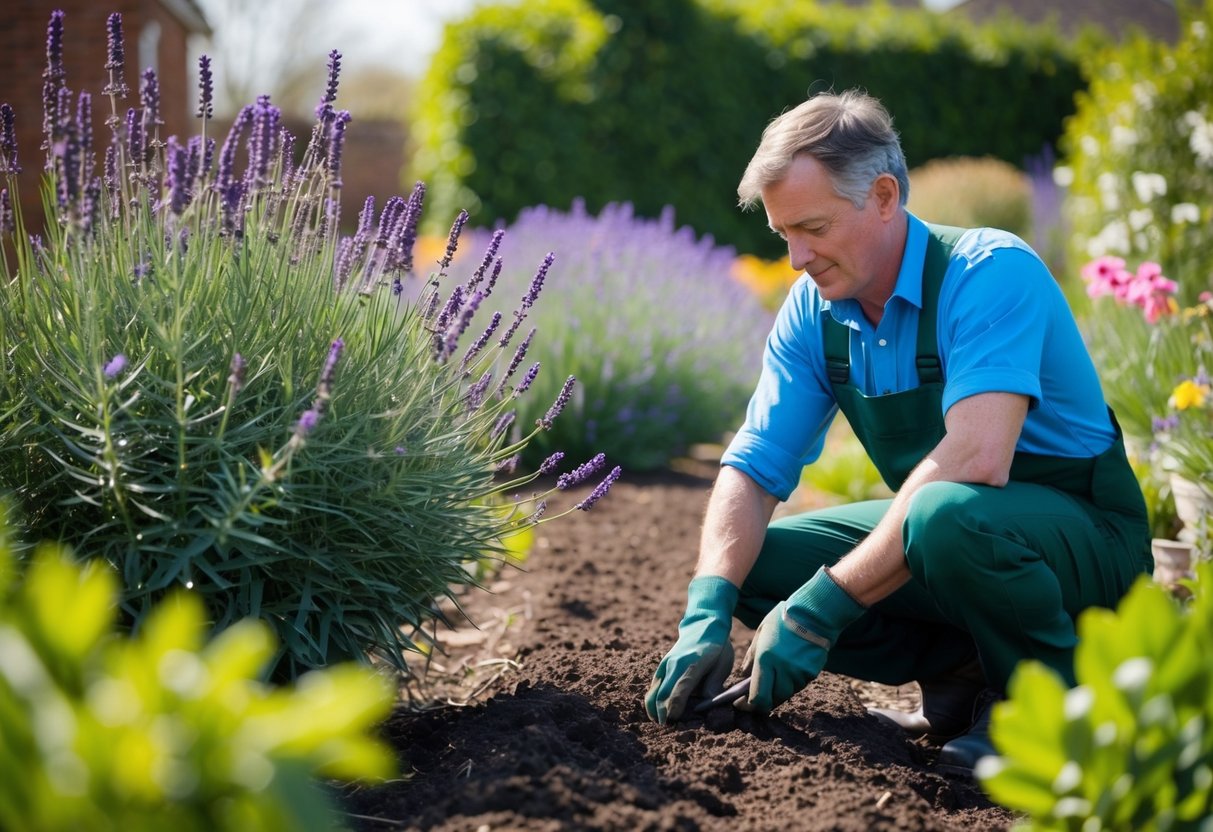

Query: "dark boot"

xmin=867 ymin=659 xmax=986 ymax=741
xmin=936 ymin=690 xmax=1000 ymax=778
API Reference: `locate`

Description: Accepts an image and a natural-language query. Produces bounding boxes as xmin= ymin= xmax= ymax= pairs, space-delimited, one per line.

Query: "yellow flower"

xmin=1170 ymin=379 xmax=1210 ymax=410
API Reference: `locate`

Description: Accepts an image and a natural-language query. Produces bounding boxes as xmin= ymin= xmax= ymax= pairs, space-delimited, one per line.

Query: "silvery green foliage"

xmin=0 ymin=10 xmax=601 ymax=678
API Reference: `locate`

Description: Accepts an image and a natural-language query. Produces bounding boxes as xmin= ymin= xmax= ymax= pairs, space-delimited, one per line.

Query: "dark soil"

xmin=340 ymin=467 xmax=1018 ymax=832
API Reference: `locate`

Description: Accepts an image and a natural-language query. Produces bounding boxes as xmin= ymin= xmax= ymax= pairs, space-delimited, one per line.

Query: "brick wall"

xmin=0 ymin=0 xmax=199 ymax=238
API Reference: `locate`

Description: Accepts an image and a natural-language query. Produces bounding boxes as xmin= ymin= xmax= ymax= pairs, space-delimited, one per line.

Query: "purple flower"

xmin=433 ymin=285 xmax=464 ymax=356
xmin=216 ymin=104 xmax=253 ymax=195
xmin=319 ymin=338 xmax=345 ymax=395
xmin=529 ymin=500 xmax=548 ymax=523
xmin=1153 ymin=414 xmax=1180 ymax=433
xmin=327 ymin=109 xmax=351 ymax=185
xmin=165 ymin=136 xmax=189 ymax=215
xmin=496 ymin=454 xmax=521 ymax=475
xmin=496 ymin=327 xmax=536 ymax=395
xmin=538 ymin=451 xmax=565 ymax=475
xmin=1 ymin=103 xmax=20 ymax=174
xmin=1 ymin=189 xmax=14 ymax=235
xmin=440 ymin=209 xmax=469 ymax=273
xmin=140 ymin=68 xmax=162 ymax=133
xmin=557 ymin=452 xmax=606 ymax=490
xmin=538 ymin=375 xmax=576 ymax=429
xmin=103 ymin=13 xmax=129 ymax=98
xmin=228 ymin=351 xmax=245 ymax=390
xmin=515 ymin=362 xmax=540 ymax=397
xmin=575 ymin=465 xmax=622 ymax=510
xmin=465 ymin=370 xmax=493 ymax=411
xmin=442 ymin=290 xmax=484 ymax=359
xmin=316 ymin=49 xmax=342 ymax=117
xmin=196 ymin=55 xmax=213 ymax=120
xmin=466 ymin=229 xmax=505 ymax=294
xmin=490 ymin=410 xmax=516 ymax=440
xmin=76 ymin=91 xmax=93 ymax=179
xmin=459 ymin=310 xmax=503 ymax=372
xmin=103 ymin=353 xmax=128 ymax=378
xmin=125 ymin=107 xmax=143 ymax=168
xmin=296 ymin=408 xmax=321 ymax=436
xmin=397 ymin=182 xmax=426 ymax=273
xmin=250 ymin=95 xmax=280 ymax=188
xmin=41 ymin=11 xmax=67 ymax=161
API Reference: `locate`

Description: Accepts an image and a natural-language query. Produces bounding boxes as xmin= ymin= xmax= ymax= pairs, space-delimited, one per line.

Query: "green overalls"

xmin=735 ymin=225 xmax=1152 ymax=692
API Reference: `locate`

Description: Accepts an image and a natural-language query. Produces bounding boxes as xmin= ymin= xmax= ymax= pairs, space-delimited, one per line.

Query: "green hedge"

xmin=411 ymin=0 xmax=1086 ymax=257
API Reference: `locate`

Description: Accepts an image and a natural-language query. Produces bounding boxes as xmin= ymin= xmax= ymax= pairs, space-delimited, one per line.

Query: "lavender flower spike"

xmin=576 ymin=466 xmax=623 ymax=511
xmin=0 ymin=188 xmax=14 ymax=235
xmin=316 ymin=49 xmax=342 ymax=118
xmin=439 ymin=209 xmax=469 ymax=273
xmin=538 ymin=451 xmax=565 ymax=475
xmin=228 ymin=353 xmax=246 ymax=393
xmin=140 ymin=67 xmax=162 ymax=132
xmin=103 ymin=353 xmax=128 ymax=378
xmin=165 ymin=135 xmax=189 ymax=215
xmin=557 ymin=452 xmax=606 ymax=490
xmin=103 ymin=13 xmax=129 ymax=98
xmin=538 ymin=375 xmax=576 ymax=429
xmin=515 ymin=362 xmax=540 ymax=397
xmin=196 ymin=55 xmax=213 ymax=120
xmin=0 ymin=103 xmax=18 ymax=174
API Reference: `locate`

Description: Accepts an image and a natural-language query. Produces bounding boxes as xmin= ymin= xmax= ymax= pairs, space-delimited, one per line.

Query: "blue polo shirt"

xmin=722 ymin=213 xmax=1115 ymax=501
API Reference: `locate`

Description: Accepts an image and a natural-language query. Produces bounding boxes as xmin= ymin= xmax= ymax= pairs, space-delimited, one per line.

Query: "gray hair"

xmin=737 ymin=89 xmax=910 ymax=210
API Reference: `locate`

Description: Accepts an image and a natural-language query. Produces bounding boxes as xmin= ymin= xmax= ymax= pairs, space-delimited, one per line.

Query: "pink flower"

xmin=1081 ymin=256 xmax=1132 ymax=300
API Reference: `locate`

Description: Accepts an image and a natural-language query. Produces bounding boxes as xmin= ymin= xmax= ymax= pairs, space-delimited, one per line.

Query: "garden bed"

xmin=340 ymin=466 xmax=1017 ymax=831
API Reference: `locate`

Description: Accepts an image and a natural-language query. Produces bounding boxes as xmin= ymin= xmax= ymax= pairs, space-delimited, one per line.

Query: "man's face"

xmin=761 ymin=154 xmax=895 ymax=311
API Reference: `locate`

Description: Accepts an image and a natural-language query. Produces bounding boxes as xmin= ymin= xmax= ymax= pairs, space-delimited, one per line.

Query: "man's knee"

xmin=903 ymin=481 xmax=1001 ymax=587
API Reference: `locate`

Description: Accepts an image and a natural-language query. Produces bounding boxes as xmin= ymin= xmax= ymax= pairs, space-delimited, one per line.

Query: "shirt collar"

xmin=826 ymin=211 xmax=929 ymax=326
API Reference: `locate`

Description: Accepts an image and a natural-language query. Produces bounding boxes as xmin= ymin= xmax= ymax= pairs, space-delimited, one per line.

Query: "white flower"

xmin=1191 ymin=120 xmax=1213 ymax=166
xmin=1111 ymin=125 xmax=1138 ymax=153
xmin=1130 ymin=171 xmax=1167 ymax=202
xmin=1080 ymin=135 xmax=1101 ymax=158
xmin=1052 ymin=165 xmax=1074 ymax=188
xmin=1086 ymin=219 xmax=1130 ymax=257
xmin=1171 ymin=202 xmax=1201 ymax=224
xmin=1193 ymin=20 xmax=1207 ymax=40
xmin=1131 ymin=81 xmax=1156 ymax=109
xmin=1128 ymin=208 xmax=1154 ymax=231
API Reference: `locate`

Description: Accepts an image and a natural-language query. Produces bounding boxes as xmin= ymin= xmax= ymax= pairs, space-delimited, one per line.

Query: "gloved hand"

xmin=738 ymin=566 xmax=865 ymax=714
xmin=645 ymin=575 xmax=739 ymax=723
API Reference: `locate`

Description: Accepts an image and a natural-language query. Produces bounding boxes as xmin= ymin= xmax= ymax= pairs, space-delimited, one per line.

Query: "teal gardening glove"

xmin=645 ymin=575 xmax=739 ymax=723
xmin=739 ymin=566 xmax=865 ymax=714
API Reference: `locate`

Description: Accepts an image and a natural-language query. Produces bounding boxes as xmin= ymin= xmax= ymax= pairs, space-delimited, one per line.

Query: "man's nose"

xmin=788 ymin=237 xmax=815 ymax=273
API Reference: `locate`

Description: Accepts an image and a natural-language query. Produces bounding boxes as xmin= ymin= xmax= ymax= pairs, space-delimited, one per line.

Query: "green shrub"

xmin=0 ymin=11 xmax=606 ymax=678
xmin=449 ymin=201 xmax=772 ymax=470
xmin=800 ymin=422 xmax=892 ymax=505
xmin=907 ymin=156 xmax=1032 ymax=238
xmin=1059 ymin=4 xmax=1213 ymax=306
xmin=978 ymin=561 xmax=1213 ymax=830
xmin=0 ymin=523 xmax=395 ymax=831
xmin=411 ymin=0 xmax=1085 ymax=257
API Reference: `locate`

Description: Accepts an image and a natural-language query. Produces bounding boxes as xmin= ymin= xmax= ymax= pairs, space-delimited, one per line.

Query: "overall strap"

xmin=822 ymin=223 xmax=966 ymax=388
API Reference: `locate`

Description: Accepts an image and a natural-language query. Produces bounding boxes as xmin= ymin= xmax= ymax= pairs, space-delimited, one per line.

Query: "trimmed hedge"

xmin=411 ymin=0 xmax=1086 ymax=257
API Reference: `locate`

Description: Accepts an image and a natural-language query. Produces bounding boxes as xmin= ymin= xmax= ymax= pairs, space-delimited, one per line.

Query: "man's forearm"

xmin=694 ymin=465 xmax=779 ymax=588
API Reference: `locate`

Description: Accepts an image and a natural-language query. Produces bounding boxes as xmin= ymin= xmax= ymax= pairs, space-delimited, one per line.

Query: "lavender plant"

xmin=0 ymin=11 xmax=615 ymax=679
xmin=443 ymin=200 xmax=774 ymax=470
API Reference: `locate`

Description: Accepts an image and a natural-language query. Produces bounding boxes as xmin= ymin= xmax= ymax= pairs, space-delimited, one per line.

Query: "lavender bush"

xmin=445 ymin=201 xmax=774 ymax=470
xmin=0 ymin=11 xmax=615 ymax=679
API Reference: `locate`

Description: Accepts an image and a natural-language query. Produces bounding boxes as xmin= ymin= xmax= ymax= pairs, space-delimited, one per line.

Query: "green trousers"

xmin=735 ymin=478 xmax=1152 ymax=692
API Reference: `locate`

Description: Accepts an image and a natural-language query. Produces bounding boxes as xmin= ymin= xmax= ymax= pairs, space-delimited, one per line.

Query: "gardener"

xmin=644 ymin=89 xmax=1151 ymax=776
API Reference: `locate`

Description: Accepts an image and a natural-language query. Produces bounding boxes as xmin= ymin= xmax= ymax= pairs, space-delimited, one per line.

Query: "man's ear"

xmin=871 ymin=173 xmax=900 ymax=219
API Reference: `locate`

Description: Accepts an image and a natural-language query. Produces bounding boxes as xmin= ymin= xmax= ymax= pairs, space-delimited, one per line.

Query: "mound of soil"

xmin=341 ymin=466 xmax=1017 ymax=831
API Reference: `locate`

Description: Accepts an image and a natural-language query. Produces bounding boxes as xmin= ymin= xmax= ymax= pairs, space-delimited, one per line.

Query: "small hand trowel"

xmin=692 ymin=676 xmax=752 ymax=714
